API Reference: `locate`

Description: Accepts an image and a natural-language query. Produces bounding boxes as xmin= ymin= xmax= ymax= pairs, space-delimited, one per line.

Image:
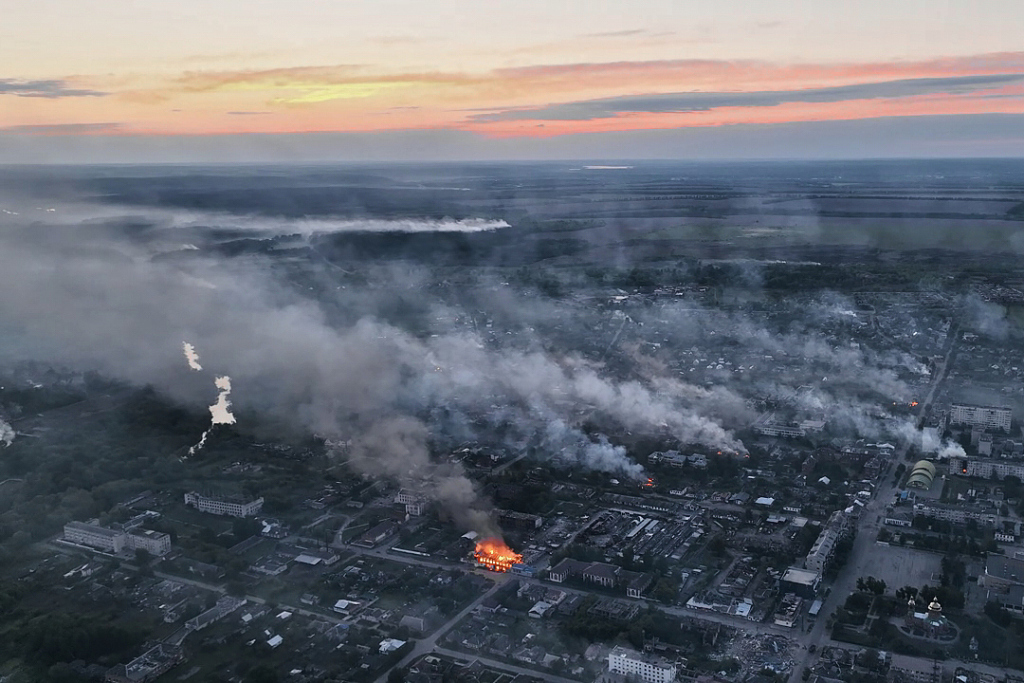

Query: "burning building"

xmin=473 ymin=537 xmax=523 ymax=572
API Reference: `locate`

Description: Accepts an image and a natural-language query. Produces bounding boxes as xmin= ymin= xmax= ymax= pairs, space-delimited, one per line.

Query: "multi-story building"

xmin=184 ymin=492 xmax=263 ymax=518
xmin=64 ymin=521 xmax=172 ymax=556
xmin=950 ymin=403 xmax=1012 ymax=433
xmin=781 ymin=567 xmax=820 ymax=599
xmin=804 ymin=510 xmax=851 ymax=573
xmin=949 ymin=456 xmax=1024 ymax=481
xmin=63 ymin=521 xmax=127 ymax=553
xmin=127 ymin=529 xmax=172 ymax=556
xmin=395 ymin=490 xmax=426 ymax=516
xmin=913 ymin=501 xmax=996 ymax=527
xmin=608 ymin=646 xmax=676 ymax=683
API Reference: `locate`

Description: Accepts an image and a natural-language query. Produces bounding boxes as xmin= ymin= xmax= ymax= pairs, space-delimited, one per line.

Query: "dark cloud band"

xmin=469 ymin=74 xmax=1024 ymax=122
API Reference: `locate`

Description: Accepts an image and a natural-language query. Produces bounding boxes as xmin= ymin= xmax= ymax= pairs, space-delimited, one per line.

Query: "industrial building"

xmin=949 ymin=403 xmax=1012 ymax=432
xmin=608 ymin=646 xmax=677 ymax=683
xmin=184 ymin=491 xmax=264 ymax=518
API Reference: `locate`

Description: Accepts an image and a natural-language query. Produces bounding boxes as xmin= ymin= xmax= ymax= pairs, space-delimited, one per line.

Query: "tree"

xmin=652 ymin=578 xmax=677 ymax=604
xmin=708 ymin=535 xmax=728 ymax=556
xmin=984 ymin=601 xmax=1013 ymax=627
xmin=134 ymin=548 xmax=151 ymax=567
xmin=245 ymin=665 xmax=280 ymax=683
xmin=895 ymin=586 xmax=918 ymax=604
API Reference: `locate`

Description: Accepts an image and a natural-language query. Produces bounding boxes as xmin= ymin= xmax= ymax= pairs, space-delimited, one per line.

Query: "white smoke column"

xmin=894 ymin=421 xmax=964 ymax=460
xmin=937 ymin=441 xmax=967 ymax=460
xmin=183 ymin=341 xmax=203 ymax=371
xmin=190 ymin=375 xmax=236 ymax=456
xmin=0 ymin=419 xmax=14 ymax=447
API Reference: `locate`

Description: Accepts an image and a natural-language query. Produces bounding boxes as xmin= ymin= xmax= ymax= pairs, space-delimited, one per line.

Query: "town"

xmin=2 ymin=272 xmax=1024 ymax=683
xmin=3 ymin=160 xmax=1024 ymax=683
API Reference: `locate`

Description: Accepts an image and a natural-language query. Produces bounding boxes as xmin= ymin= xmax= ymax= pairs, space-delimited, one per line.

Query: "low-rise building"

xmin=889 ymin=653 xmax=939 ymax=683
xmin=354 ymin=521 xmax=397 ymax=548
xmin=105 ymin=643 xmax=182 ymax=683
xmin=773 ymin=593 xmax=803 ymax=628
xmin=980 ymin=555 xmax=1024 ymax=592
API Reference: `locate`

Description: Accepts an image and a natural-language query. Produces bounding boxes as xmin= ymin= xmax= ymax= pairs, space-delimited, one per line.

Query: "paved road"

xmin=433 ymin=646 xmax=582 ymax=683
xmin=373 ymin=574 xmax=510 ymax=683
xmin=786 ymin=326 xmax=958 ymax=683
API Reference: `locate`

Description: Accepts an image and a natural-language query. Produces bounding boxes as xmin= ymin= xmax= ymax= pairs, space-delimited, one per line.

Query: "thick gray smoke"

xmin=962 ymin=294 xmax=1010 ymax=340
xmin=0 ymin=204 xmax=750 ymax=533
xmin=0 ymin=195 xmax=946 ymax=531
xmin=0 ymin=418 xmax=13 ymax=447
xmin=894 ymin=421 xmax=966 ymax=459
xmin=0 ymin=202 xmax=510 ymax=236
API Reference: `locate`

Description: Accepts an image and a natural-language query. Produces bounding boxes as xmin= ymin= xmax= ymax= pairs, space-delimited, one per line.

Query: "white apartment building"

xmin=950 ymin=404 xmax=1012 ymax=432
xmin=184 ymin=492 xmax=263 ymax=518
xmin=949 ymin=456 xmax=1024 ymax=481
xmin=913 ymin=502 xmax=996 ymax=526
xmin=608 ymin=647 xmax=676 ymax=683
xmin=63 ymin=521 xmax=127 ymax=553
xmin=805 ymin=529 xmax=837 ymax=573
xmin=63 ymin=521 xmax=172 ymax=556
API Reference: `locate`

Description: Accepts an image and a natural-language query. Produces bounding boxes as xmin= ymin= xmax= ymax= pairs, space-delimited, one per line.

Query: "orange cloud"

xmin=6 ymin=51 xmax=1024 ymax=138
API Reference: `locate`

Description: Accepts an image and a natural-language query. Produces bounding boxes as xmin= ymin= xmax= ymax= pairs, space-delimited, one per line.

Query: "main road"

xmin=786 ymin=325 xmax=958 ymax=682
xmin=373 ymin=575 xmax=511 ymax=683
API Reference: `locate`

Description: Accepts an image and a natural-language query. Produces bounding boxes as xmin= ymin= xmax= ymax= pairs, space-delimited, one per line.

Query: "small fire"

xmin=474 ymin=537 xmax=522 ymax=573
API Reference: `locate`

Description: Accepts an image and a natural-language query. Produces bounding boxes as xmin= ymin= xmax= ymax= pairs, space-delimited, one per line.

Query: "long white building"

xmin=949 ymin=403 xmax=1012 ymax=432
xmin=63 ymin=522 xmax=172 ymax=556
xmin=184 ymin=492 xmax=263 ymax=518
xmin=949 ymin=456 xmax=1024 ymax=481
xmin=63 ymin=521 xmax=127 ymax=553
xmin=608 ymin=646 xmax=676 ymax=683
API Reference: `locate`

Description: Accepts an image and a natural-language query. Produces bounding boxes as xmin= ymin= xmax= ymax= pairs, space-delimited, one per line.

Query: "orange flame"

xmin=474 ymin=537 xmax=522 ymax=572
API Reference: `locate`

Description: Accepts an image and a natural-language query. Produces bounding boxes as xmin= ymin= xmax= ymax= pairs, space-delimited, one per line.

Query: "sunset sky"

xmin=3 ymin=0 xmax=1024 ymax=161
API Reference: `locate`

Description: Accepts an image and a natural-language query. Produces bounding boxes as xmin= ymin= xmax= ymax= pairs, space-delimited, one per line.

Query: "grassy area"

xmin=952 ymin=615 xmax=1024 ymax=669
